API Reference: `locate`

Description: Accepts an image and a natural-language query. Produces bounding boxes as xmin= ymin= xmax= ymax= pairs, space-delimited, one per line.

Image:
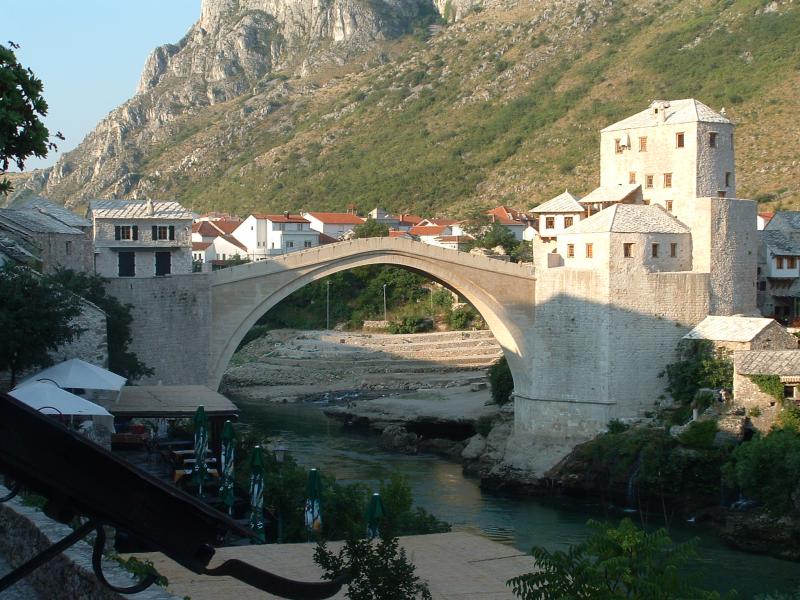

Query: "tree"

xmin=488 ymin=355 xmax=514 ymax=405
xmin=723 ymin=428 xmax=800 ymax=515
xmin=314 ymin=536 xmax=432 ymax=600
xmin=508 ymin=518 xmax=732 ymax=600
xmin=47 ymin=269 xmax=153 ymax=381
xmin=662 ymin=340 xmax=733 ymax=405
xmin=351 ymin=218 xmax=390 ymax=239
xmin=0 ymin=264 xmax=82 ymax=387
xmin=0 ymin=42 xmax=62 ymax=194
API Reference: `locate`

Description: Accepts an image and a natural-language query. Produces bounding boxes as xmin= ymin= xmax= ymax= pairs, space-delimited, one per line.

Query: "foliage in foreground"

xmin=508 ymin=518 xmax=733 ymax=600
xmin=315 ymin=536 xmax=432 ymax=600
xmin=723 ymin=427 xmax=800 ymax=515
xmin=0 ymin=42 xmax=61 ymax=195
xmin=0 ymin=264 xmax=82 ymax=387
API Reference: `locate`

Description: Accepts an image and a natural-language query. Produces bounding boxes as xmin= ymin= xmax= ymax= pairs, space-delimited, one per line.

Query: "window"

xmin=777 ymin=257 xmax=785 ymax=269
xmin=152 ymin=225 xmax=174 ymax=240
xmin=725 ymin=172 xmax=731 ymax=187
xmin=652 ymin=243 xmax=659 ymax=258
xmin=567 ymin=244 xmax=575 ymax=258
xmin=564 ymin=216 xmax=574 ymax=228
xmin=118 ymin=251 xmax=135 ymax=277
xmin=709 ymin=132 xmax=718 ymax=148
xmin=629 ymin=172 xmax=636 ymax=184
xmin=545 ymin=216 xmax=555 ymax=229
xmin=789 ymin=257 xmax=797 ymax=269
xmin=304 ymin=241 xmax=312 ymax=248
xmin=155 ymin=251 xmax=171 ymax=276
xmin=670 ymin=243 xmax=677 ymax=257
xmin=623 ymin=243 xmax=634 ymax=258
xmin=615 ymin=138 xmax=623 ymax=154
xmin=638 ymin=137 xmax=647 ymax=152
xmin=274 ymin=223 xmax=285 ymax=231
xmin=65 ymin=241 xmax=72 ymax=255
xmin=666 ymin=200 xmax=673 ymax=212
xmin=286 ymin=241 xmax=294 ymax=248
xmin=586 ymin=243 xmax=593 ymax=258
xmin=664 ymin=173 xmax=672 ymax=188
xmin=676 ymin=132 xmax=685 ymax=148
xmin=645 ymin=174 xmax=654 ymax=189
xmin=116 ymin=225 xmax=132 ymax=240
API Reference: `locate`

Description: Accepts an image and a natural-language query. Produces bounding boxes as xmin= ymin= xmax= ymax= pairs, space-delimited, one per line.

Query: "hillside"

xmin=11 ymin=0 xmax=800 ymax=215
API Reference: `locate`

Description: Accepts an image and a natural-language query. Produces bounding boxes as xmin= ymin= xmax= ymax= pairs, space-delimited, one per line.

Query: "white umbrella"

xmin=18 ymin=358 xmax=127 ymax=391
xmin=9 ymin=382 xmax=113 ymax=416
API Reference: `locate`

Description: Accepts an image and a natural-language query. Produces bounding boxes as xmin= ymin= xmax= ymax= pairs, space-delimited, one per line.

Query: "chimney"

xmin=283 ymin=210 xmax=290 ymax=219
xmin=146 ymin=199 xmax=154 ymax=216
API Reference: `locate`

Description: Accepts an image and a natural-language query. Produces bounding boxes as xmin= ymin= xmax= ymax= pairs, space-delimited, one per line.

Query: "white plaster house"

xmin=302 ymin=212 xmax=364 ymax=239
xmin=409 ymin=224 xmax=450 ymax=245
xmin=600 ymin=99 xmax=735 ymax=210
xmin=88 ymin=200 xmax=193 ymax=278
xmin=232 ymin=213 xmax=319 ymax=259
xmin=368 ymin=207 xmax=400 ymax=229
xmin=757 ymin=212 xmax=774 ymax=231
xmin=530 ymin=191 xmax=585 ymax=241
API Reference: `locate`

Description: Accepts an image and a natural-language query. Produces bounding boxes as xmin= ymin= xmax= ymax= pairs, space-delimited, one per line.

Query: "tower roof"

xmin=602 ymin=99 xmax=731 ymax=133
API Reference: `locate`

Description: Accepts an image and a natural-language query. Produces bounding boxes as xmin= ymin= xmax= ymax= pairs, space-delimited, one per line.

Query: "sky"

xmin=2 ymin=1 xmax=199 ymax=170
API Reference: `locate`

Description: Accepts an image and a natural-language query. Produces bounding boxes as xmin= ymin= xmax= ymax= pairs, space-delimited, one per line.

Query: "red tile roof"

xmin=252 ymin=214 xmax=309 ymax=223
xmin=425 ymin=218 xmax=459 ymax=226
xmin=305 ymin=212 xmax=364 ymax=225
xmin=318 ymin=233 xmax=339 ymax=244
xmin=409 ymin=225 xmax=447 ymax=236
xmin=192 ymin=242 xmax=212 ymax=251
xmin=214 ymin=221 xmax=240 ymax=234
xmin=193 ymin=221 xmax=223 ymax=237
xmin=397 ymin=214 xmax=424 ymax=226
xmin=436 ymin=235 xmax=469 ymax=242
xmin=486 ymin=205 xmax=524 ymax=225
xmin=389 ymin=230 xmax=413 ymax=238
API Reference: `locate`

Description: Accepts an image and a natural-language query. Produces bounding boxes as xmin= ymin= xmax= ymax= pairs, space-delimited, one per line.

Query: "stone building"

xmin=757 ymin=212 xmax=800 ymax=323
xmin=684 ymin=315 xmax=797 ymax=352
xmin=515 ymin=99 xmax=757 ymax=443
xmin=600 ymin=99 xmax=735 ymax=210
xmin=733 ymin=350 xmax=800 ymax=432
xmin=0 ymin=208 xmax=92 ymax=274
xmin=530 ymin=191 xmax=584 ymax=241
xmin=88 ymin=199 xmax=193 ymax=278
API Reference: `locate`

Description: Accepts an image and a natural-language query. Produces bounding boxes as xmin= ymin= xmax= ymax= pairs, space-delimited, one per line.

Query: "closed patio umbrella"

xmin=366 ymin=492 xmax=386 ymax=540
xmin=9 ymin=382 xmax=112 ymax=417
xmin=248 ymin=445 xmax=265 ymax=543
xmin=304 ymin=468 xmax=322 ymax=536
xmin=192 ymin=405 xmax=209 ymax=496
xmin=19 ymin=358 xmax=126 ymax=391
xmin=219 ymin=420 xmax=236 ymax=515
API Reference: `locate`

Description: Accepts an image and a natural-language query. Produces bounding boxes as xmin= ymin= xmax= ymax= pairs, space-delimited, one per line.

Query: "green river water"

xmin=238 ymin=400 xmax=800 ymax=599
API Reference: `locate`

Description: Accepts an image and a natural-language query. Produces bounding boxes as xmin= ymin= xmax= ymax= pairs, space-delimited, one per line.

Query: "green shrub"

xmin=679 ymin=420 xmax=718 ymax=450
xmin=777 ymin=406 xmax=800 ymax=433
xmin=388 ymin=316 xmax=432 ymax=334
xmin=448 ymin=305 xmax=478 ymax=329
xmin=488 ymin=356 xmax=514 ymax=405
xmin=606 ymin=419 xmax=629 ymax=434
xmin=663 ymin=340 xmax=732 ymax=405
xmin=723 ymin=428 xmax=800 ymax=514
xmin=475 ymin=415 xmax=496 ymax=437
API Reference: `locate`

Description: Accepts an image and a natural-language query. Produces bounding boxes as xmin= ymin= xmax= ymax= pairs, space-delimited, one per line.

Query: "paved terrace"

xmin=131 ymin=532 xmax=536 ymax=599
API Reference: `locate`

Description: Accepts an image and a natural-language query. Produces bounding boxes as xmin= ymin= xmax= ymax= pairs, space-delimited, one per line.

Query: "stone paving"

xmin=130 ymin=531 xmax=537 ymax=600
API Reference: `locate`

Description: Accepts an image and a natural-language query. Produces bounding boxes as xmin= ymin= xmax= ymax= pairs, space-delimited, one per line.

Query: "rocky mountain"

xmin=10 ymin=0 xmax=800 ymax=215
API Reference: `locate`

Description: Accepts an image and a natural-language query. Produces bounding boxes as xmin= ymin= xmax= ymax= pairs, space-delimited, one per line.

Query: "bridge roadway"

xmin=207 ymin=237 xmax=536 ymax=394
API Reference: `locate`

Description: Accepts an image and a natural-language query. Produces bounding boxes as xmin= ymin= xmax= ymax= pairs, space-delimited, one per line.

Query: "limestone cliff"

xmin=21 ymin=0 xmax=445 ymax=205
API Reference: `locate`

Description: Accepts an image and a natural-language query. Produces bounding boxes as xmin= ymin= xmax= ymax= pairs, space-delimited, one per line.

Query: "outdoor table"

xmin=173 ymin=468 xmax=219 ymax=484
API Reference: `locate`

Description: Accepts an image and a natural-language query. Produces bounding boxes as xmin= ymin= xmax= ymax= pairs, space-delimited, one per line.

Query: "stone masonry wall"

xmin=37 ymin=232 xmax=93 ymax=275
xmin=0 ymin=492 xmax=179 ymax=600
xmin=106 ymin=274 xmax=211 ymax=385
xmin=732 ymin=370 xmax=781 ymax=432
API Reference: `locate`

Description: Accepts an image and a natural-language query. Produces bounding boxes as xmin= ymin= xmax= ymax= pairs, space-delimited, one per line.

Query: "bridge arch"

xmin=208 ymin=238 xmax=536 ymax=394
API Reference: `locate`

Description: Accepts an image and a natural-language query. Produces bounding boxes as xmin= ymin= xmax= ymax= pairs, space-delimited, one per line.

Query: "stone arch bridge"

xmin=208 ymin=237 xmax=536 ymax=394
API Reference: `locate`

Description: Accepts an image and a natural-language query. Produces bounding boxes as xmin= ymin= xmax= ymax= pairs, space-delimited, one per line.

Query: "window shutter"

xmin=168 ymin=225 xmax=175 ymax=241
xmin=115 ymin=226 xmax=121 ymax=240
xmin=152 ymin=226 xmax=158 ymax=240
xmin=132 ymin=225 xmax=139 ymax=240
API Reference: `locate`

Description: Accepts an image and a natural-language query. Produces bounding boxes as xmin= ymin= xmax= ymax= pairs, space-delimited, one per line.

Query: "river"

xmin=238 ymin=400 xmax=800 ymax=599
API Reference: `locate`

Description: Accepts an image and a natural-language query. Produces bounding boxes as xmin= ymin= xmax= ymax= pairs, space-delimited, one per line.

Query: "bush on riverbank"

xmin=488 ymin=356 xmax=513 ymax=405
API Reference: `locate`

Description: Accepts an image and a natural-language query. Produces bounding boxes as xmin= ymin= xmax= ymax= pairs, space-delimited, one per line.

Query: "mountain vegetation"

xmin=9 ymin=0 xmax=800 ymax=215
